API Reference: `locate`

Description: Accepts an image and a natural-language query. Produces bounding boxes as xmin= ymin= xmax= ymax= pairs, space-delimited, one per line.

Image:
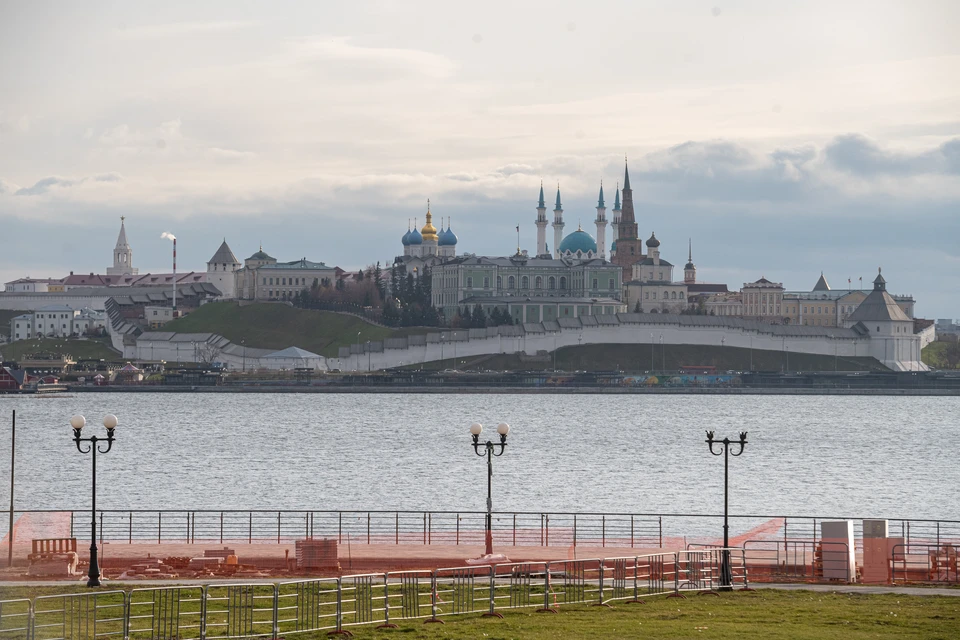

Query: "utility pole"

xmin=7 ymin=410 xmax=14 ymax=568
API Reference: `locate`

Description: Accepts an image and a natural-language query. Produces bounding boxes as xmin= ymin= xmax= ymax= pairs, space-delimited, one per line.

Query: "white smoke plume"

xmin=161 ymin=232 xmax=176 ymax=241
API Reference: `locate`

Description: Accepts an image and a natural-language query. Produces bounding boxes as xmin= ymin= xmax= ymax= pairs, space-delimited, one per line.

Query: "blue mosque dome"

xmin=408 ymin=227 xmax=423 ymax=245
xmin=558 ymin=227 xmax=598 ymax=256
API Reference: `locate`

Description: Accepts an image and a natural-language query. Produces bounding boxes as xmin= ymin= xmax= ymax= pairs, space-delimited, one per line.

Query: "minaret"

xmin=684 ymin=238 xmax=697 ymax=284
xmin=552 ymin=184 xmax=564 ymax=259
xmin=618 ymin=160 xmax=639 ymax=241
xmin=611 ymin=182 xmax=621 ymax=254
xmin=595 ymin=182 xmax=607 ymax=260
xmin=106 ymin=216 xmax=138 ymax=276
xmin=535 ymin=182 xmax=548 ymax=257
xmin=611 ymin=159 xmax=643 ymax=281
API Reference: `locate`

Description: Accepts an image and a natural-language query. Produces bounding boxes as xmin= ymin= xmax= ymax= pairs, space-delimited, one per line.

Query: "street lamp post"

xmin=440 ymin=333 xmax=445 ymax=370
xmin=660 ymin=333 xmax=664 ymax=371
xmin=71 ymin=414 xmax=118 ymax=587
xmin=553 ymin=333 xmax=558 ymax=371
xmin=705 ymin=430 xmax=747 ymax=590
xmin=650 ymin=332 xmax=654 ymax=372
xmin=356 ymin=331 xmax=361 ymax=372
xmin=366 ymin=341 xmax=371 ymax=372
xmin=470 ymin=422 xmax=509 ymax=557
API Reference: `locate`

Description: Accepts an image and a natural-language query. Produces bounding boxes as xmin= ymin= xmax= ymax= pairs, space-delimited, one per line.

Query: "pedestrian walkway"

xmin=753 ymin=583 xmax=960 ymax=597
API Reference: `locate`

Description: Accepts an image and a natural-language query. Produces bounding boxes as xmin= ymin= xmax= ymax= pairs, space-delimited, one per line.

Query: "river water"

xmin=0 ymin=393 xmax=957 ymax=520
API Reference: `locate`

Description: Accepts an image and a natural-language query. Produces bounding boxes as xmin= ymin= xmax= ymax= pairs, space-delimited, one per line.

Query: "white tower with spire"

xmin=595 ymin=182 xmax=607 ymax=260
xmin=535 ymin=183 xmax=548 ymax=257
xmin=552 ymin=185 xmax=565 ymax=259
xmin=684 ymin=239 xmax=697 ymax=284
xmin=106 ymin=216 xmax=138 ymax=276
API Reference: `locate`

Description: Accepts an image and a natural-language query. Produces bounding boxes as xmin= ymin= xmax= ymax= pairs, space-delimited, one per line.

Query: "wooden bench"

xmin=29 ymin=538 xmax=78 ymax=561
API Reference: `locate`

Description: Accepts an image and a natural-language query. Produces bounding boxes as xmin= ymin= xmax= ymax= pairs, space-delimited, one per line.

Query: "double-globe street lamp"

xmin=469 ymin=422 xmax=510 ymax=557
xmin=71 ymin=414 xmax=118 ymax=587
xmin=705 ymin=430 xmax=747 ymax=590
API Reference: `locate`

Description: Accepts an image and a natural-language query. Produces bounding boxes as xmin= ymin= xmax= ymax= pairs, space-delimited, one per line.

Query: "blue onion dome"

xmin=408 ymin=227 xmax=423 ymax=245
xmin=438 ymin=227 xmax=451 ymax=246
xmin=401 ymin=229 xmax=412 ymax=246
xmin=646 ymin=232 xmax=660 ymax=248
xmin=444 ymin=224 xmax=458 ymax=246
xmin=559 ymin=227 xmax=598 ymax=255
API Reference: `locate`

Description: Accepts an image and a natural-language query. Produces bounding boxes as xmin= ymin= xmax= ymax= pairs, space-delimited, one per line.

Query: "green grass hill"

xmin=411 ymin=343 xmax=886 ymax=373
xmin=163 ymin=302 xmax=429 ymax=358
xmin=0 ymin=337 xmax=120 ymax=362
xmin=922 ymin=340 xmax=960 ymax=369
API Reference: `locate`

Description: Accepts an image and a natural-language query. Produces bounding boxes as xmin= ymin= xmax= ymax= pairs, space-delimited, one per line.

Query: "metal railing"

xmin=5 ymin=509 xmax=957 ymax=550
xmin=891 ymin=543 xmax=960 ymax=585
xmin=741 ymin=539 xmax=852 ymax=583
xmin=0 ymin=550 xmax=748 ymax=639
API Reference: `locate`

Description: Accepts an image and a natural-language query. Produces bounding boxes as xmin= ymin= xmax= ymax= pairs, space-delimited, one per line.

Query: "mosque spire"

xmin=623 ymin=155 xmax=631 ymax=191
xmin=538 ymin=181 xmax=545 ymax=208
xmin=597 ymin=181 xmax=605 ymax=208
xmin=613 ymin=182 xmax=621 ymax=210
xmin=554 ymin=183 xmax=562 ymax=210
xmin=688 ymin=238 xmax=692 ymax=262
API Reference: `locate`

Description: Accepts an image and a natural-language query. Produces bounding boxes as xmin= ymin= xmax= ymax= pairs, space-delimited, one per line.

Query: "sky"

xmin=1 ymin=0 xmax=959 ymax=317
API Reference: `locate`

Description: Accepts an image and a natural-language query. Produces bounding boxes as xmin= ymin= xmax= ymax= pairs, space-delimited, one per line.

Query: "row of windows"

xmin=746 ymin=292 xmax=782 ymax=303
xmin=643 ymin=291 xmax=686 ymax=301
xmin=262 ymin=277 xmax=306 ymax=286
xmin=462 ymin=275 xmax=618 ymax=291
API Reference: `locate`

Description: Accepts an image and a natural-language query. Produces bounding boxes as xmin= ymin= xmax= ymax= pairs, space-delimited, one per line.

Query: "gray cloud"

xmin=15 ymin=176 xmax=78 ymax=196
xmin=824 ymin=134 xmax=960 ymax=176
xmin=11 ymin=173 xmax=123 ymax=196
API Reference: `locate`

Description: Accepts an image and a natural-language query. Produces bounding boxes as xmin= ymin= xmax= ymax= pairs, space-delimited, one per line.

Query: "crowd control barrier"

xmin=891 ymin=543 xmax=960 ymax=585
xmin=0 ymin=550 xmax=750 ymax=639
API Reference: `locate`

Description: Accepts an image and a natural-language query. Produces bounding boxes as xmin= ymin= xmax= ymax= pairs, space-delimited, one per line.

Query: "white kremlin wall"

xmin=336 ymin=316 xmax=926 ymax=373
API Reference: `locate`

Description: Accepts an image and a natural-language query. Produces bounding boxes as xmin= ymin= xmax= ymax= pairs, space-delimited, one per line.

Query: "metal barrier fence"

xmin=891 ymin=543 xmax=960 ymax=585
xmin=5 ymin=509 xmax=957 ymax=550
xmin=0 ymin=550 xmax=749 ymax=639
xmin=741 ymin=539 xmax=852 ymax=583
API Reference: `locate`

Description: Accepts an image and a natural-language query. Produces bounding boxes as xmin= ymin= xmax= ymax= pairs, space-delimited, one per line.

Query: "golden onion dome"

xmin=420 ymin=200 xmax=439 ymax=242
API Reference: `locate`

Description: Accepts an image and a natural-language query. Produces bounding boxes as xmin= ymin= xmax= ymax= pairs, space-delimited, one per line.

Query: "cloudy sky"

xmin=2 ymin=0 xmax=958 ymax=316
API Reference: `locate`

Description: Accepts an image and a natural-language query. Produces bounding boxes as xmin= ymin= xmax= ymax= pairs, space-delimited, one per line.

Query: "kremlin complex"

xmin=2 ymin=161 xmax=929 ymax=371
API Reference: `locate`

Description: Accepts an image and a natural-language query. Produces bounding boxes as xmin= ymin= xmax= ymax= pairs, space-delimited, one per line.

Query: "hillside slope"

xmin=163 ymin=302 xmax=426 ymax=358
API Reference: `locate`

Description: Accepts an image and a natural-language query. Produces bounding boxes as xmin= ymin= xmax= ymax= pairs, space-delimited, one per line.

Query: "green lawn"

xmin=412 ymin=344 xmax=886 ymax=373
xmin=0 ymin=337 xmax=120 ymax=362
xmin=923 ymin=341 xmax=960 ymax=370
xmin=0 ymin=309 xmax=29 ymax=330
xmin=163 ymin=302 xmax=430 ymax=358
xmin=0 ymin=587 xmax=955 ymax=639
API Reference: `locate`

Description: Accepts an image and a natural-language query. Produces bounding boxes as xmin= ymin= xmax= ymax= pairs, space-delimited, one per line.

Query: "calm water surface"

xmin=1 ymin=393 xmax=957 ymax=520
